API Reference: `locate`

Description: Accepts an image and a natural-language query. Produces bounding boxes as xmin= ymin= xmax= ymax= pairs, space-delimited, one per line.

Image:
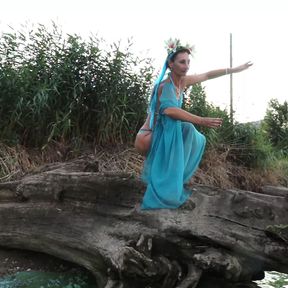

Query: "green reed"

xmin=0 ymin=23 xmax=153 ymax=147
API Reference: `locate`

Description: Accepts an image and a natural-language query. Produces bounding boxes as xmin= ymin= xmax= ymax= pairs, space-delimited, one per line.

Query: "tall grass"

xmin=0 ymin=23 xmax=153 ymax=147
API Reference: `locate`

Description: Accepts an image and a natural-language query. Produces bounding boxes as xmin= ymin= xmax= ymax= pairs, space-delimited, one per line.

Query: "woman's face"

xmin=169 ymin=52 xmax=190 ymax=76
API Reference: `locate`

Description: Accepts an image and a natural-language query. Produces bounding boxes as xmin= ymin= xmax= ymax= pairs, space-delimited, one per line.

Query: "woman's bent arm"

xmin=164 ymin=107 xmax=222 ymax=128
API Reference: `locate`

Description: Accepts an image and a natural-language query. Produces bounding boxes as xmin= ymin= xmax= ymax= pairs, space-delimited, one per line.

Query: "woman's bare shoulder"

xmin=158 ymin=79 xmax=170 ymax=96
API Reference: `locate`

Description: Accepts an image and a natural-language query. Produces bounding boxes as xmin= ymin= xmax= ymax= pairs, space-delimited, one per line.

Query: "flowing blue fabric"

xmin=148 ymin=60 xmax=168 ymax=129
xmin=141 ymin=78 xmax=206 ymax=210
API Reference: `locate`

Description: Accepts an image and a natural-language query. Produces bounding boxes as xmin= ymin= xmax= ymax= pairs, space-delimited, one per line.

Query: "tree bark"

xmin=0 ymin=159 xmax=287 ymax=287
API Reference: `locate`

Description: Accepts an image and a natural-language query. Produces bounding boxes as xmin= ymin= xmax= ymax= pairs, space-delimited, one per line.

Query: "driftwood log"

xmin=0 ymin=158 xmax=287 ymax=288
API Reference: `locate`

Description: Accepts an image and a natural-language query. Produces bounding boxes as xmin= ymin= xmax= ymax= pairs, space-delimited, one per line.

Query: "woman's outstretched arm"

xmin=183 ymin=61 xmax=253 ymax=88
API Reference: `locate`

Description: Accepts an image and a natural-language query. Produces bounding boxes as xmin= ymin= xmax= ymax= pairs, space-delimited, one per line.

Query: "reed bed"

xmin=0 ymin=23 xmax=153 ymax=147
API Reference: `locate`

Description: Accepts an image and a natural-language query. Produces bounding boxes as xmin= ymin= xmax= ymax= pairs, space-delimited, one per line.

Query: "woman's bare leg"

xmin=134 ymin=132 xmax=152 ymax=156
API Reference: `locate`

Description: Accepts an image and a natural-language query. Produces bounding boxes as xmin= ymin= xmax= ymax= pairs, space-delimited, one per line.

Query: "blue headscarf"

xmin=148 ymin=52 xmax=174 ymax=129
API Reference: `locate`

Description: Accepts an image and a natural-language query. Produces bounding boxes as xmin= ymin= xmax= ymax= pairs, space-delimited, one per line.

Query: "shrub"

xmin=227 ymin=122 xmax=275 ymax=168
xmin=263 ymin=99 xmax=288 ymax=154
xmin=184 ymin=83 xmax=232 ymax=146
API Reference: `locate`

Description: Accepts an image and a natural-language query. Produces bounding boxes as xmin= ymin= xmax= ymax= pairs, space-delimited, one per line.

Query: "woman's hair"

xmin=147 ymin=46 xmax=191 ymax=128
xmin=169 ymin=47 xmax=191 ymax=62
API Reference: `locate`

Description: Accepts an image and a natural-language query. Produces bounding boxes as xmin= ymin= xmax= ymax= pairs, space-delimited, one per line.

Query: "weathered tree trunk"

xmin=0 ymin=159 xmax=287 ymax=288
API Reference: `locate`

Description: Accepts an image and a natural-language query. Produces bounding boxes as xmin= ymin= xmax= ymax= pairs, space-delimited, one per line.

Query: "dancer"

xmin=135 ymin=38 xmax=252 ymax=209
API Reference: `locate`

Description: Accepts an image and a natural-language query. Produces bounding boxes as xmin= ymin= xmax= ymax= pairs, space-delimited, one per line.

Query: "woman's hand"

xmin=232 ymin=61 xmax=253 ymax=73
xmin=200 ymin=117 xmax=223 ymax=128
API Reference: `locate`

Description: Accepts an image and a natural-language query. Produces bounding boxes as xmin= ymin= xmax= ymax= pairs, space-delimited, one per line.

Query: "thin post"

xmin=230 ymin=33 xmax=233 ymax=123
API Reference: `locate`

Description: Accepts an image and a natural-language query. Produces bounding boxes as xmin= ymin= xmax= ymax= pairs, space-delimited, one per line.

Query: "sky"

xmin=0 ymin=0 xmax=287 ymax=123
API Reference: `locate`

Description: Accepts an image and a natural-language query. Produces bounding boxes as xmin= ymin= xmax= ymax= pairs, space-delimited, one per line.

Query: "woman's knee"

xmin=182 ymin=122 xmax=194 ymax=133
xmin=181 ymin=122 xmax=195 ymax=140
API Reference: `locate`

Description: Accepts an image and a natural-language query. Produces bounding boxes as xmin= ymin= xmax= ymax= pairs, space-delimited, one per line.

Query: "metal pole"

xmin=230 ymin=33 xmax=233 ymax=123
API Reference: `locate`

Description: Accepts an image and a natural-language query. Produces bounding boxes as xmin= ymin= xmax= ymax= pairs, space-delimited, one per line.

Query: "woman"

xmin=135 ymin=39 xmax=252 ymax=210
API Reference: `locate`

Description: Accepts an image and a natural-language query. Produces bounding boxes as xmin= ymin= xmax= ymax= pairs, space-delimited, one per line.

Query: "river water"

xmin=0 ymin=271 xmax=287 ymax=288
xmin=256 ymin=271 xmax=288 ymax=288
xmin=0 ymin=270 xmax=97 ymax=287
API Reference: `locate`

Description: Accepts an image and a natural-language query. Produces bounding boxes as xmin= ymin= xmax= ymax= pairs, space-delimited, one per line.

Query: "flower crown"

xmin=165 ymin=38 xmax=195 ymax=57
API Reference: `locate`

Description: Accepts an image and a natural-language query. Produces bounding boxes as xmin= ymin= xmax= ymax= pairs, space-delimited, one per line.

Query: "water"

xmin=0 ymin=270 xmax=287 ymax=288
xmin=256 ymin=271 xmax=288 ymax=288
xmin=0 ymin=271 xmax=97 ymax=288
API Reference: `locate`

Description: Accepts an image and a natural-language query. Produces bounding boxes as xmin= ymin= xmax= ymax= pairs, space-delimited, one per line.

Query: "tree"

xmin=184 ymin=83 xmax=231 ymax=146
xmin=264 ymin=99 xmax=288 ymax=154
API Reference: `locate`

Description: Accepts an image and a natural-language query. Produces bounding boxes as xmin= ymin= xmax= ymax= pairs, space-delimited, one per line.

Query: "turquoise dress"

xmin=141 ymin=79 xmax=206 ymax=209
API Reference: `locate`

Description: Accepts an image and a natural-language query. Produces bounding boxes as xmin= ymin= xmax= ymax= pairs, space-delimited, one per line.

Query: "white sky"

xmin=1 ymin=0 xmax=287 ymax=122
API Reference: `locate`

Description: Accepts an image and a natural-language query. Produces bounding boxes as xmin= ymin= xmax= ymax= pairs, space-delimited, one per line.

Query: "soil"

xmin=0 ymin=246 xmax=91 ymax=278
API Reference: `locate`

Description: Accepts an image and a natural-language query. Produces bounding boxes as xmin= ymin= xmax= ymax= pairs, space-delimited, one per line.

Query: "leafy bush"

xmin=184 ymin=83 xmax=232 ymax=146
xmin=184 ymin=83 xmax=277 ymax=169
xmin=227 ymin=122 xmax=275 ymax=168
xmin=263 ymin=99 xmax=288 ymax=154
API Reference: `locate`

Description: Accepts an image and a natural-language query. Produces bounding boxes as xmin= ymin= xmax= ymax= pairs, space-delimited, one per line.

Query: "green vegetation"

xmin=184 ymin=83 xmax=286 ymax=170
xmin=0 ymin=23 xmax=287 ymax=188
xmin=0 ymin=23 xmax=153 ymax=147
xmin=184 ymin=83 xmax=231 ymax=146
xmin=263 ymin=99 xmax=288 ymax=154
